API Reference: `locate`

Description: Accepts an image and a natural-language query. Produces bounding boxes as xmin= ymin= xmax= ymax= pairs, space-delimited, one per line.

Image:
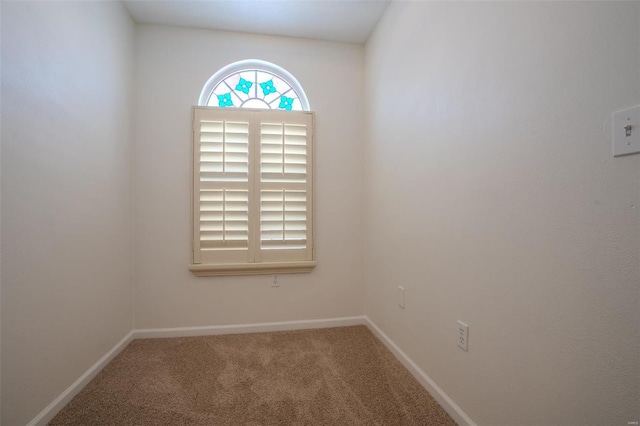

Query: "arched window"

xmin=190 ymin=60 xmax=315 ymax=276
xmin=198 ymin=60 xmax=310 ymax=111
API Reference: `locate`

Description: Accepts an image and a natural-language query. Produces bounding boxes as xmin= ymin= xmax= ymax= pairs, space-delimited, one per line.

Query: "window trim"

xmin=189 ymin=106 xmax=316 ymax=276
xmin=188 ymin=261 xmax=317 ymax=277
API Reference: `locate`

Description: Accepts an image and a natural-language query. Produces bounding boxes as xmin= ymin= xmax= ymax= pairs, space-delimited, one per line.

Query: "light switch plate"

xmin=613 ymin=105 xmax=640 ymax=157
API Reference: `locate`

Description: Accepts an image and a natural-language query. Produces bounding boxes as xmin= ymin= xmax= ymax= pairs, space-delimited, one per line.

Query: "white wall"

xmin=133 ymin=25 xmax=364 ymax=328
xmin=364 ymin=2 xmax=639 ymax=425
xmin=0 ymin=2 xmax=135 ymax=424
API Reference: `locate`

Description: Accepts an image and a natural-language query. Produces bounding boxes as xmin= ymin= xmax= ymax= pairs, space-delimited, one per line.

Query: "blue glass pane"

xmin=235 ymin=77 xmax=253 ymax=94
xmin=278 ymin=96 xmax=294 ymax=111
xmin=217 ymin=93 xmax=233 ymax=107
xmin=260 ymin=80 xmax=277 ymax=96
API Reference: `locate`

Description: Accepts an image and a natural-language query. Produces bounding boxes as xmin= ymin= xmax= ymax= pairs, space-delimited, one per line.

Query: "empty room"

xmin=1 ymin=0 xmax=639 ymax=425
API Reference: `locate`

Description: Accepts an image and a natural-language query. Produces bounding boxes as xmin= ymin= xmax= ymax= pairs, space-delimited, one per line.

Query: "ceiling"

xmin=122 ymin=0 xmax=390 ymax=45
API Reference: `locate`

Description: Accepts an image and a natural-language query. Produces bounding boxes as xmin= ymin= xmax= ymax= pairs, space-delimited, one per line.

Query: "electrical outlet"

xmin=397 ymin=286 xmax=405 ymax=309
xmin=457 ymin=321 xmax=468 ymax=351
xmin=271 ymin=275 xmax=279 ymax=287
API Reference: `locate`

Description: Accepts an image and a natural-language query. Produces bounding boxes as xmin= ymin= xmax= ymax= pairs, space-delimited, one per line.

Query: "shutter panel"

xmin=192 ymin=107 xmax=314 ymax=267
xmin=256 ymin=111 xmax=314 ymax=262
xmin=193 ymin=109 xmax=252 ymax=264
xmin=260 ymin=190 xmax=307 ymax=249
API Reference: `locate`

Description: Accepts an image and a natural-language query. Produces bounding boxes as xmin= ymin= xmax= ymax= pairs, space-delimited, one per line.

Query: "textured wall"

xmin=364 ymin=2 xmax=639 ymax=425
xmin=132 ymin=25 xmax=364 ymax=328
xmin=1 ymin=2 xmax=135 ymax=424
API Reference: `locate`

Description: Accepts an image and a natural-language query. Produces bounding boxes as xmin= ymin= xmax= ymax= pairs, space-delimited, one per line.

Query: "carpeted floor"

xmin=50 ymin=325 xmax=456 ymax=425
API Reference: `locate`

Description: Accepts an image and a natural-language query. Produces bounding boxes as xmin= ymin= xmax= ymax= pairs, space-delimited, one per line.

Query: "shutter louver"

xmin=199 ymin=189 xmax=248 ymax=248
xmin=260 ymin=123 xmax=307 ymax=183
xmin=260 ymin=190 xmax=307 ymax=249
xmin=199 ymin=120 xmax=249 ymax=183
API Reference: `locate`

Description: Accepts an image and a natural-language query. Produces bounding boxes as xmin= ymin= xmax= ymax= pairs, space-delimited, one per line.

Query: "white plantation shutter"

xmin=192 ymin=107 xmax=314 ymax=270
xmin=257 ymin=111 xmax=313 ymax=263
xmin=193 ymin=109 xmax=253 ymax=264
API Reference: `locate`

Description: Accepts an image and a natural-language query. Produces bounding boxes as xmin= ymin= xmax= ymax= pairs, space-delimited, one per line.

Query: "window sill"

xmin=188 ymin=261 xmax=317 ymax=277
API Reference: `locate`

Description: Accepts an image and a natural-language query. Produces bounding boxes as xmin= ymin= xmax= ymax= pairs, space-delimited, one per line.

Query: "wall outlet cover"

xmin=457 ymin=320 xmax=469 ymax=351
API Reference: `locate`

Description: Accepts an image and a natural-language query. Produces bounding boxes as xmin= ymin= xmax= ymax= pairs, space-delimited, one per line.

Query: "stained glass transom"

xmin=207 ymin=70 xmax=304 ymax=111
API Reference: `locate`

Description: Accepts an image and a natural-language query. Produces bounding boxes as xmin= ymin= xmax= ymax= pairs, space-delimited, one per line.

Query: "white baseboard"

xmin=27 ymin=330 xmax=135 ymax=426
xmin=365 ymin=317 xmax=477 ymax=426
xmin=134 ymin=316 xmax=367 ymax=339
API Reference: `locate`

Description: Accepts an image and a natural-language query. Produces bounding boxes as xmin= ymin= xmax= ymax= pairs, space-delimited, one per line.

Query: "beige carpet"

xmin=50 ymin=325 xmax=456 ymax=425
